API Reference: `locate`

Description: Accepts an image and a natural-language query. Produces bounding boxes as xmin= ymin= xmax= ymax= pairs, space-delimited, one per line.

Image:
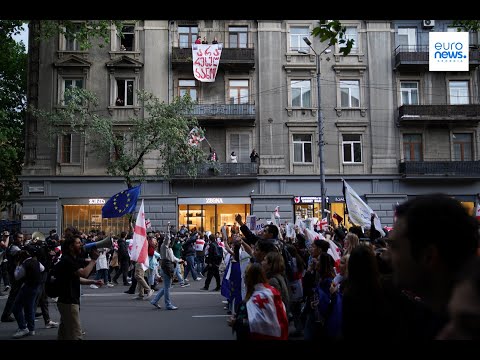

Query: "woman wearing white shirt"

xmin=230 ymin=151 xmax=237 ymax=163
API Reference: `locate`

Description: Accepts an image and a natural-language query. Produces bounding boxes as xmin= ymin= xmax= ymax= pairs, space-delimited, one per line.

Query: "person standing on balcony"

xmin=250 ymin=149 xmax=259 ymax=163
xmin=195 ymin=35 xmax=202 ymax=44
xmin=212 ymin=37 xmax=218 ymax=44
xmin=230 ymin=151 xmax=237 ymax=163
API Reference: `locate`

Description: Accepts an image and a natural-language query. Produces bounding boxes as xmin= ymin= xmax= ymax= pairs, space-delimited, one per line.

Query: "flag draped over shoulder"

xmin=101 ymin=185 xmax=141 ymax=218
xmin=343 ymin=180 xmax=385 ymax=236
xmin=246 ymin=283 xmax=289 ymax=340
xmin=130 ymin=199 xmax=149 ymax=271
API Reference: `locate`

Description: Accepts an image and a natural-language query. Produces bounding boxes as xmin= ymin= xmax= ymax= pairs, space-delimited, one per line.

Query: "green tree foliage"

xmin=0 ymin=21 xmax=27 ymax=211
xmin=452 ymin=20 xmax=480 ymax=33
xmin=38 ymin=20 xmax=125 ymax=50
xmin=311 ymin=20 xmax=355 ymax=56
xmin=31 ymin=88 xmax=207 ymax=188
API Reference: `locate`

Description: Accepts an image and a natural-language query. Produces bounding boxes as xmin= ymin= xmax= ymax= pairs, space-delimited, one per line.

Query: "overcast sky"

xmin=12 ymin=23 xmax=28 ymax=51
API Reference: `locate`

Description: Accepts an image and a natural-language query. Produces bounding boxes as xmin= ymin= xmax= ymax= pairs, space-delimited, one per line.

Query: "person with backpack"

xmin=11 ymin=250 xmax=45 ymax=338
xmin=1 ymin=232 xmax=25 ymax=323
xmin=200 ymin=235 xmax=223 ymax=291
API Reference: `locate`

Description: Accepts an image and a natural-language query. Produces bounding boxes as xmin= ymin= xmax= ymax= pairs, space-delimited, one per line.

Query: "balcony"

xmin=393 ymin=45 xmax=480 ymax=70
xmin=398 ymin=105 xmax=480 ymax=126
xmin=172 ymin=46 xmax=255 ymax=70
xmin=172 ymin=162 xmax=258 ymax=179
xmin=190 ymin=103 xmax=255 ymax=126
xmin=399 ymin=161 xmax=480 ymax=178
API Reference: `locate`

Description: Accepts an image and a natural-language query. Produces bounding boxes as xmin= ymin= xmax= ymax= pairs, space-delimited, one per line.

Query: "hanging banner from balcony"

xmin=192 ymin=43 xmax=223 ymax=82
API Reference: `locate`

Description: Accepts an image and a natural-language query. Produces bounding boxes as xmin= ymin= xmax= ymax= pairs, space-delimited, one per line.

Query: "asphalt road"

xmin=0 ymin=277 xmax=237 ymax=340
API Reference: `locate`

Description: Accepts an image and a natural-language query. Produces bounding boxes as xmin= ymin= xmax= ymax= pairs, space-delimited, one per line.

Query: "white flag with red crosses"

xmin=130 ymin=200 xmax=149 ymax=271
xmin=246 ymin=283 xmax=289 ymax=340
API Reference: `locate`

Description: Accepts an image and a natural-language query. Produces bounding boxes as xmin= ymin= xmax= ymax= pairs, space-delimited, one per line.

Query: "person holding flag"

xmin=130 ymin=200 xmax=154 ymax=300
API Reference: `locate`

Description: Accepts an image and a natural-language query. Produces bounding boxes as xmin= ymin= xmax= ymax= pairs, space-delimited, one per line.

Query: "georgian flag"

xmin=319 ymin=217 xmax=328 ymax=231
xmin=246 ymin=283 xmax=289 ymax=340
xmin=130 ymin=199 xmax=149 ymax=271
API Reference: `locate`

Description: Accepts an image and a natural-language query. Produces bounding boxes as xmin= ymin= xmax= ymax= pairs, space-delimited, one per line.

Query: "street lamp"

xmin=302 ymin=36 xmax=331 ymax=220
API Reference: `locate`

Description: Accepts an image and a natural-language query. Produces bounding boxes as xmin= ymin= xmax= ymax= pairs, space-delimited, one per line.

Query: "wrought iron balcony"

xmin=398 ymin=105 xmax=480 ymax=126
xmin=172 ymin=162 xmax=258 ymax=178
xmin=399 ymin=160 xmax=480 ymax=178
xmin=393 ymin=45 xmax=480 ymax=70
xmin=191 ymin=103 xmax=255 ymax=119
xmin=172 ymin=47 xmax=255 ymax=69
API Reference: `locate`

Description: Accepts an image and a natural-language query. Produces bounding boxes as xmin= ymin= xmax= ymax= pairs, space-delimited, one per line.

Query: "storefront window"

xmin=179 ymin=203 xmax=250 ymax=234
xmin=63 ymin=205 xmax=129 ymax=235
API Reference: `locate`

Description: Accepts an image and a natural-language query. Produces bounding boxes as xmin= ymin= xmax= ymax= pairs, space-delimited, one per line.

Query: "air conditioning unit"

xmin=422 ymin=20 xmax=435 ymax=28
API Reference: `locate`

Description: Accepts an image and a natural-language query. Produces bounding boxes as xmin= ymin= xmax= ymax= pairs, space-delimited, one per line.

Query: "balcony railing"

xmin=399 ymin=161 xmax=480 ymax=178
xmin=393 ymin=45 xmax=480 ymax=69
xmin=172 ymin=162 xmax=258 ymax=178
xmin=172 ymin=47 xmax=255 ymax=68
xmin=191 ymin=103 xmax=255 ymax=119
xmin=398 ymin=105 xmax=480 ymax=125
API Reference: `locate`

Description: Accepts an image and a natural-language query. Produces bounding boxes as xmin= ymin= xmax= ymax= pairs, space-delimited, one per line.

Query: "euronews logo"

xmin=429 ymin=32 xmax=469 ymax=71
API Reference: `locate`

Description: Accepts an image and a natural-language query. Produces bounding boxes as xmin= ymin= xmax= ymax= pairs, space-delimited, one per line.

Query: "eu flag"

xmin=102 ymin=185 xmax=141 ymax=218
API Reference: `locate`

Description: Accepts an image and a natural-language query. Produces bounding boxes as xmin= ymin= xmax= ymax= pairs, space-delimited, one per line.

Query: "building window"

xmin=342 ymin=134 xmax=362 ymax=163
xmin=453 ymin=133 xmax=473 ymax=161
xmin=340 ymin=80 xmax=360 ymax=108
xmin=290 ymin=26 xmax=310 ymax=52
xmin=229 ymin=80 xmax=249 ymax=104
xmin=291 ymin=80 xmax=311 ymax=108
xmin=293 ymin=134 xmax=312 ymax=163
xmin=403 ymin=134 xmax=423 ymax=161
xmin=119 ymin=25 xmax=135 ymax=51
xmin=339 ymin=27 xmax=358 ymax=52
xmin=230 ymin=133 xmax=250 ymax=162
xmin=449 ymin=81 xmax=469 ymax=104
xmin=398 ymin=27 xmax=417 ymax=51
xmin=229 ymin=26 xmax=248 ymax=48
xmin=400 ymin=81 xmax=419 ymax=105
xmin=65 ymin=23 xmax=82 ymax=51
xmin=62 ymin=78 xmax=83 ymax=105
xmin=179 ymin=25 xmax=198 ymax=48
xmin=59 ymin=134 xmax=81 ymax=163
xmin=179 ymin=80 xmax=197 ymax=101
xmin=116 ymin=79 xmax=134 ymax=106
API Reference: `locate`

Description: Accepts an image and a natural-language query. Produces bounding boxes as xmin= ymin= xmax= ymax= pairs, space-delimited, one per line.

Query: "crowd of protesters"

xmin=1 ymin=193 xmax=480 ymax=340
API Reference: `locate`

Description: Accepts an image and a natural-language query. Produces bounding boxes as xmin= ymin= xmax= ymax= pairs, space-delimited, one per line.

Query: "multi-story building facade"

xmin=20 ymin=20 xmax=480 ymax=236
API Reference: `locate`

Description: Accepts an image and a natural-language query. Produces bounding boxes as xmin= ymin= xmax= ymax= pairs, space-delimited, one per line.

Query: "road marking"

xmin=81 ymin=291 xmax=222 ymax=297
xmin=192 ymin=315 xmax=231 ymax=318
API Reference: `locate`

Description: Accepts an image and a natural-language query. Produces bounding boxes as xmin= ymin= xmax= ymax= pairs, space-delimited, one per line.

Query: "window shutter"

xmin=71 ymin=134 xmax=81 ymax=163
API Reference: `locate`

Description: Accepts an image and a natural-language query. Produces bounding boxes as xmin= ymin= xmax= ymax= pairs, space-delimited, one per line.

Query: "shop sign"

xmin=206 ymin=198 xmax=223 ymax=204
xmin=22 ymin=214 xmax=38 ymax=220
xmin=89 ymin=199 xmax=106 ymax=205
xmin=295 ymin=196 xmax=322 ymax=204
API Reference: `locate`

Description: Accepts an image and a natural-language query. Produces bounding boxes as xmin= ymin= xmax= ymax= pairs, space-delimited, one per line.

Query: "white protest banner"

xmin=343 ymin=180 xmax=385 ymax=236
xmin=192 ymin=43 xmax=223 ymax=82
xmin=254 ymin=219 xmax=269 ymax=234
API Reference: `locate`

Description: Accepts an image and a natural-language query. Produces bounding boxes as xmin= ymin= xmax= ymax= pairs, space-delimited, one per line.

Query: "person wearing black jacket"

xmin=182 ymin=231 xmax=201 ymax=281
xmin=112 ymin=231 xmax=130 ymax=286
xmin=201 ymin=235 xmax=222 ymax=291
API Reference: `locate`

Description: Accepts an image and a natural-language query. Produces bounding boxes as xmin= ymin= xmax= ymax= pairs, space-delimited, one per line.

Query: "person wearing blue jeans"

xmin=183 ymin=254 xmax=201 ymax=281
xmin=151 ymin=237 xmax=185 ymax=310
xmin=174 ymin=262 xmax=190 ymax=288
